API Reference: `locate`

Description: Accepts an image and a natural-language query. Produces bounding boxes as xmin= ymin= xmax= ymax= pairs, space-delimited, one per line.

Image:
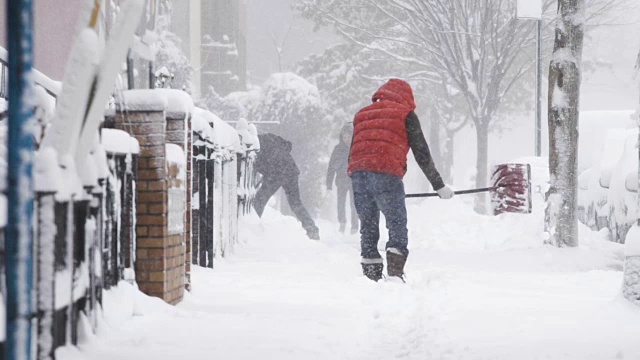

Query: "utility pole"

xmin=5 ymin=0 xmax=36 ymax=358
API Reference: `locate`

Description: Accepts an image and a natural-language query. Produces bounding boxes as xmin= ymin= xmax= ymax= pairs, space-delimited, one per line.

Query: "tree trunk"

xmin=474 ymin=121 xmax=490 ymax=213
xmin=443 ymin=130 xmax=455 ymax=184
xmin=545 ymin=0 xmax=585 ymax=247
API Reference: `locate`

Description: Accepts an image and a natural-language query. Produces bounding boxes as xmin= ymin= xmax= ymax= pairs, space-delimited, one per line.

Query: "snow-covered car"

xmin=580 ymin=128 xmax=629 ymax=232
xmin=606 ymin=129 xmax=638 ymax=243
xmin=578 ymin=127 xmax=639 ymax=243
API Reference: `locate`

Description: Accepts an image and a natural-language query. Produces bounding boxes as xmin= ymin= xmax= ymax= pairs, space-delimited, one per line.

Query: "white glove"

xmin=436 ymin=185 xmax=454 ymax=199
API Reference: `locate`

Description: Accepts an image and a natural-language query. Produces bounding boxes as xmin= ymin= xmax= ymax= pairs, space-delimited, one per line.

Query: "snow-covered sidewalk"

xmin=58 ymin=197 xmax=640 ymax=360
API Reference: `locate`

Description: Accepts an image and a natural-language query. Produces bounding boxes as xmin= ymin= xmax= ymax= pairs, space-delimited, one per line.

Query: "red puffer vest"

xmin=348 ymin=79 xmax=416 ymax=178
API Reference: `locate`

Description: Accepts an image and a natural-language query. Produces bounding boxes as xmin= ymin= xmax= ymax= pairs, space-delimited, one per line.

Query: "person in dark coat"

xmin=327 ymin=124 xmax=359 ymax=234
xmin=253 ymin=133 xmax=320 ymax=240
xmin=349 ymin=79 xmax=454 ymax=281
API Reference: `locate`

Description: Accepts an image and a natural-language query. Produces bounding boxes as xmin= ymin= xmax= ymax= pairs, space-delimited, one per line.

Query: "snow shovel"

xmin=405 ymin=163 xmax=532 ymax=215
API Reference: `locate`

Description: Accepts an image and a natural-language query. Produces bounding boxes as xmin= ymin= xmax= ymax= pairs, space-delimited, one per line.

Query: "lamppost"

xmin=517 ymin=0 xmax=543 ymax=157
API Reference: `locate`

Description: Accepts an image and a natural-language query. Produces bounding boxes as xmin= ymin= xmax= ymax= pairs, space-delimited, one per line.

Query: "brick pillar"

xmin=166 ymin=110 xmax=190 ymax=296
xmin=114 ymin=90 xmax=186 ymax=305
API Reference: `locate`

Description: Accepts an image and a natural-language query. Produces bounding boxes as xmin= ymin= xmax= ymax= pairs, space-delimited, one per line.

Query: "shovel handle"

xmin=405 ymin=186 xmax=497 ymax=198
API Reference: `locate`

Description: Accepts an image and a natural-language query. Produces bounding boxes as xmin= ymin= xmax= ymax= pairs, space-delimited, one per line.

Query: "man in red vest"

xmin=348 ymin=79 xmax=454 ymax=281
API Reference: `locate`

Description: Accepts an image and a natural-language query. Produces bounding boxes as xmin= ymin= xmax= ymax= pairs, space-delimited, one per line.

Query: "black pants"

xmin=253 ymin=174 xmax=317 ymax=234
xmin=337 ymin=183 xmax=358 ymax=230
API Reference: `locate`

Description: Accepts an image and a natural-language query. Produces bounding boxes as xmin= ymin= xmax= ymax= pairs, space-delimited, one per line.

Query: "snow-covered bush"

xmin=248 ymin=73 xmax=329 ymax=216
xmin=204 ymin=73 xmax=329 ymax=215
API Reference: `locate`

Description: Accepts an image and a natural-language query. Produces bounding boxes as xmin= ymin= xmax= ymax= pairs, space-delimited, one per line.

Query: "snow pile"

xmin=55 ymin=196 xmax=640 ymax=360
xmin=210 ymin=114 xmax=241 ymax=153
xmin=191 ymin=109 xmax=215 ymax=146
xmin=165 ymin=143 xmax=186 ymax=167
xmin=102 ymin=128 xmax=138 ymax=155
xmin=234 ymin=118 xmax=260 ymax=151
xmin=115 ymin=89 xmax=194 ymax=119
xmin=193 ymin=107 xmax=241 ymax=153
xmin=35 ymin=147 xmax=62 ymax=193
xmin=115 ymin=89 xmax=169 ymax=112
xmin=154 ymin=88 xmax=194 ymax=117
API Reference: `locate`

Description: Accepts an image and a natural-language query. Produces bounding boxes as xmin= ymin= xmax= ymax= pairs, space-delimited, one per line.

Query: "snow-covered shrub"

xmin=249 ymin=73 xmax=329 ymax=215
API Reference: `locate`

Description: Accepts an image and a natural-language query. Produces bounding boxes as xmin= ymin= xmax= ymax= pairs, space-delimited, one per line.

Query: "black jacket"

xmin=255 ymin=133 xmax=300 ymax=179
xmin=405 ymin=111 xmax=445 ymax=191
xmin=327 ymin=141 xmax=351 ymax=189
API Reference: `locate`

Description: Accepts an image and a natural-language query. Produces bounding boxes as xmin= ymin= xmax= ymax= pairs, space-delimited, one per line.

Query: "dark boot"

xmin=306 ymin=226 xmax=320 ymax=240
xmin=386 ymin=249 xmax=407 ymax=279
xmin=361 ymin=258 xmax=383 ymax=282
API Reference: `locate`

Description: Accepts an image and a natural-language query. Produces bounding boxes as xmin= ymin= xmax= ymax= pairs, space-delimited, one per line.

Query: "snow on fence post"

xmin=235 ymin=120 xmax=260 ymax=216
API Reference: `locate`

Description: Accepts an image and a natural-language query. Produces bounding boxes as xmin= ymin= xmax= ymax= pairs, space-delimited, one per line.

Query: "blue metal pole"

xmin=5 ymin=0 xmax=35 ymax=358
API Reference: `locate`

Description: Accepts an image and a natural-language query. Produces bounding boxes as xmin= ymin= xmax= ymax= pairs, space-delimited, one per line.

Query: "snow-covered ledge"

xmin=623 ymin=225 xmax=640 ymax=305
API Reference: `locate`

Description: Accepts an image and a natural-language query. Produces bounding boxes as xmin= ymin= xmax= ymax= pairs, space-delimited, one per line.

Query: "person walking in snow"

xmin=326 ymin=124 xmax=359 ymax=234
xmin=253 ymin=132 xmax=320 ymax=240
xmin=349 ymin=79 xmax=454 ymax=281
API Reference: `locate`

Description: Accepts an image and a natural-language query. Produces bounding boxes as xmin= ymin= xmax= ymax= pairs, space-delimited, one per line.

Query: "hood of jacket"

xmin=371 ymin=79 xmax=416 ymax=110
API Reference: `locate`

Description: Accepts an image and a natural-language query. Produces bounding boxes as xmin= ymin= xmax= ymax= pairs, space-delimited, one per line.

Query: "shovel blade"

xmin=490 ymin=163 xmax=532 ymax=215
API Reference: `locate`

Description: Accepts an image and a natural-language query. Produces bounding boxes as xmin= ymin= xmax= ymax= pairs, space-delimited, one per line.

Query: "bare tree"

xmin=296 ymin=0 xmax=541 ymax=211
xmin=544 ymin=0 xmax=587 ymax=247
